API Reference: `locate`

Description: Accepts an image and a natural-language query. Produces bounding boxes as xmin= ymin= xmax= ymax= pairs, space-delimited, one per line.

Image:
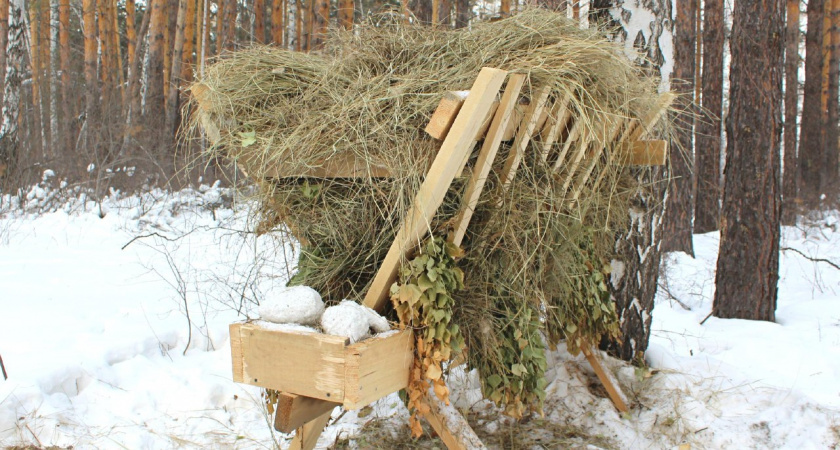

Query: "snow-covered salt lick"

xmin=321 ymin=299 xmax=391 ymax=343
xmin=258 ymin=285 xmax=325 ymax=325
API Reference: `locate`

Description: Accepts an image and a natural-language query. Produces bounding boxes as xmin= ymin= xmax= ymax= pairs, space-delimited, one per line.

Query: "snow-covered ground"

xmin=1 ymin=182 xmax=838 ymax=449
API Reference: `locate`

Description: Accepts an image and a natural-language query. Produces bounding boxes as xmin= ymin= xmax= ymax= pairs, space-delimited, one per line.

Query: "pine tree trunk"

xmin=216 ymin=0 xmax=224 ymax=54
xmin=83 ymin=0 xmax=98 ymax=135
xmin=312 ymin=0 xmax=327 ymax=49
xmin=782 ymin=0 xmax=801 ymax=224
xmin=124 ymin=5 xmax=150 ymax=148
xmin=824 ymin=0 xmax=840 ymax=192
xmin=713 ymin=0 xmax=782 ymax=322
xmin=439 ymin=0 xmax=451 ymax=26
xmin=694 ymin=0 xmax=724 ymax=233
xmin=166 ymin=0 xmax=188 ymax=137
xmin=271 ymin=0 xmax=284 ymax=44
xmin=800 ymin=0 xmax=825 ymax=208
xmin=146 ymin=0 xmax=167 ymax=126
xmin=59 ymin=0 xmax=72 ymax=151
xmin=338 ymin=0 xmax=352 ymax=29
xmin=183 ymin=0 xmax=196 ymax=80
xmin=254 ymin=0 xmax=265 ymax=42
xmin=29 ymin=1 xmax=44 ymax=157
xmin=661 ymin=0 xmax=695 ymax=255
xmin=224 ymin=0 xmax=236 ymax=50
xmin=454 ymin=0 xmax=469 ymax=28
xmin=500 ymin=0 xmax=510 ymax=15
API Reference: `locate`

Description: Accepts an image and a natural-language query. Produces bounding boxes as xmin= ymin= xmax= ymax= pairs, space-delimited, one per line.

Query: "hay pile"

xmin=189 ymin=10 xmax=669 ymax=418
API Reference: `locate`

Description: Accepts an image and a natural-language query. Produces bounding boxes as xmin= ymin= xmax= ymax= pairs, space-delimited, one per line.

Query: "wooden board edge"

xmin=229 ymin=323 xmax=245 ymax=383
xmin=275 ymin=392 xmax=340 ymax=434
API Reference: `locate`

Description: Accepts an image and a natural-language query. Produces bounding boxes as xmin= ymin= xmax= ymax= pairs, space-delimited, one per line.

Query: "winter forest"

xmin=1 ymin=0 xmax=839 ymax=448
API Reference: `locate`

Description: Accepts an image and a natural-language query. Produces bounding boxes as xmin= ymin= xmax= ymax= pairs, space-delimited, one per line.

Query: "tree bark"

xmin=29 ymin=1 xmax=44 ymax=157
xmin=311 ymin=0 xmax=327 ymax=49
xmin=0 ymin=0 xmax=25 ymax=167
xmin=83 ymin=0 xmax=98 ymax=136
xmin=272 ymin=0 xmax=284 ymax=43
xmin=254 ymin=0 xmax=265 ymax=42
xmin=713 ymin=0 xmax=782 ymax=322
xmin=800 ymin=0 xmax=825 ymax=208
xmin=1 ymin=0 xmax=9 ymax=142
xmin=216 ymin=0 xmax=224 ymax=54
xmin=166 ymin=0 xmax=188 ymax=137
xmin=454 ymin=0 xmax=469 ymax=28
xmin=824 ymin=0 xmax=840 ymax=193
xmin=146 ymin=0 xmax=167 ymax=126
xmin=661 ymin=0 xmax=695 ymax=255
xmin=694 ymin=0 xmax=724 ymax=233
xmin=338 ymin=0 xmax=351 ymax=29
xmin=597 ymin=0 xmax=673 ymax=362
xmin=183 ymin=0 xmax=197 ymax=80
xmin=782 ymin=0 xmax=801 ymax=224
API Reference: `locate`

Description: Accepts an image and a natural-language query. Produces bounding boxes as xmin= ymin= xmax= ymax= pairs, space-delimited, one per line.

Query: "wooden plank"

xmin=450 ymin=74 xmax=527 ymax=246
xmin=588 ymin=117 xmax=630 ymax=195
xmin=539 ymin=92 xmax=573 ymax=162
xmin=498 ymin=86 xmax=551 ymax=189
xmin=288 ymin=409 xmax=333 ymax=450
xmin=551 ymin=118 xmax=581 ymax=172
xmin=614 ymin=140 xmax=669 ymax=166
xmin=501 ymin=103 xmax=525 ymax=141
xmin=454 ymin=100 xmax=500 ymax=178
xmin=559 ymin=123 xmax=595 ymax=192
xmin=343 ymin=329 xmax=414 ymax=409
xmin=425 ymin=91 xmax=467 ymax=140
xmin=570 ymin=117 xmax=623 ymax=202
xmin=362 ymin=68 xmax=508 ymax=312
xmin=581 ymin=346 xmax=629 ymax=413
xmin=231 ymin=323 xmax=349 ymax=402
xmin=274 ymin=393 xmax=340 ymax=433
xmin=423 ymin=393 xmax=487 ymax=450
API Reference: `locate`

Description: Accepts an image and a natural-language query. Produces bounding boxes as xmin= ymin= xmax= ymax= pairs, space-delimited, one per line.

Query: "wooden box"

xmin=229 ymin=323 xmax=413 ymax=410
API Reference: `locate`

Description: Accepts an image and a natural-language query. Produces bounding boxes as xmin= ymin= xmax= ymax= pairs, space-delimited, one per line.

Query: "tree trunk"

xmin=439 ymin=0 xmax=451 ymax=26
xmin=500 ymin=0 xmax=510 ymax=15
xmin=713 ymin=0 xmax=782 ymax=322
xmin=216 ymin=0 xmax=223 ymax=54
xmin=224 ymin=0 xmax=236 ymax=50
xmin=254 ymin=0 xmax=265 ymax=42
xmin=694 ymin=0 xmax=724 ymax=233
xmin=661 ymin=0 xmax=696 ymax=255
xmin=123 ymin=5 xmax=150 ymax=148
xmin=1 ymin=0 xmax=9 ymax=144
xmin=1 ymin=0 xmax=25 ymax=167
xmin=824 ymin=0 xmax=840 ymax=192
xmin=454 ymin=0 xmax=469 ymax=28
xmin=29 ymin=1 xmax=44 ymax=157
xmin=410 ymin=0 xmax=432 ymax=24
xmin=183 ymin=0 xmax=196 ymax=80
xmin=272 ymin=0 xmax=284 ymax=44
xmin=59 ymin=0 xmax=71 ymax=151
xmin=338 ymin=0 xmax=351 ymax=29
xmin=83 ymin=0 xmax=98 ymax=137
xmin=782 ymin=0 xmax=801 ymax=224
xmin=596 ymin=0 xmax=673 ymax=362
xmin=166 ymin=0 xmax=188 ymax=137
xmin=146 ymin=0 xmax=167 ymax=126
xmin=311 ymin=0 xmax=327 ymax=49
xmin=800 ymin=0 xmax=825 ymax=208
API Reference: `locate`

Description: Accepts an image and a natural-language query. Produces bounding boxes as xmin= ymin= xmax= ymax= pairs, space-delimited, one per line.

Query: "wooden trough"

xmin=211 ymin=68 xmax=672 ymax=450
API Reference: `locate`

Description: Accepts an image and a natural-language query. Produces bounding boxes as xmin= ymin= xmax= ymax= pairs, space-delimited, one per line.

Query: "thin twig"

xmin=0 ymin=353 xmax=7 ymax=380
xmin=700 ymin=312 xmax=713 ymax=325
xmin=657 ymin=282 xmax=692 ymax=311
xmin=781 ymin=246 xmax=840 ymax=271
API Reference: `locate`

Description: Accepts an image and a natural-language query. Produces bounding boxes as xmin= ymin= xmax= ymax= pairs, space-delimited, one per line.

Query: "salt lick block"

xmin=258 ymin=285 xmax=325 ymax=325
xmin=321 ymin=300 xmax=370 ymax=343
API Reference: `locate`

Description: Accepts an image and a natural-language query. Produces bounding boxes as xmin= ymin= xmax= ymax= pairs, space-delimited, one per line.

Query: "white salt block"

xmin=362 ymin=305 xmax=391 ymax=333
xmin=321 ymin=300 xmax=370 ymax=343
xmin=258 ymin=285 xmax=325 ymax=325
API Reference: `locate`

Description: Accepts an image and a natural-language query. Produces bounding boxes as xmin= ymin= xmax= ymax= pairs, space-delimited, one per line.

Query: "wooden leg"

xmin=274 ymin=392 xmax=339 ymax=434
xmin=422 ymin=393 xmax=486 ymax=450
xmin=581 ymin=345 xmax=629 ymax=413
xmin=288 ymin=408 xmax=332 ymax=450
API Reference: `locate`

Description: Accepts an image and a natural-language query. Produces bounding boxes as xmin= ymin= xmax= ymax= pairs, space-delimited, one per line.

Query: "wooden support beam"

xmin=288 ymin=408 xmax=333 ymax=450
xmin=422 ymin=393 xmax=487 ymax=450
xmin=570 ymin=117 xmax=623 ymax=202
xmin=454 ymin=100 xmax=501 ymax=178
xmin=498 ymin=86 xmax=551 ymax=189
xmin=425 ymin=91 xmax=467 ymax=140
xmin=613 ymin=140 xmax=669 ymax=166
xmin=450 ymin=74 xmax=527 ymax=246
xmin=559 ymin=124 xmax=594 ymax=192
xmin=362 ymin=68 xmax=508 ymax=313
xmin=501 ymin=104 xmax=525 ymax=141
xmin=275 ymin=393 xmax=339 ymax=433
xmin=581 ymin=346 xmax=629 ymax=413
xmin=551 ymin=118 xmax=581 ymax=172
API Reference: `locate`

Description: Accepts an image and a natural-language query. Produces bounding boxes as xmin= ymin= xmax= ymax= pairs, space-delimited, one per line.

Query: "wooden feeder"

xmin=214 ymin=67 xmax=673 ymax=450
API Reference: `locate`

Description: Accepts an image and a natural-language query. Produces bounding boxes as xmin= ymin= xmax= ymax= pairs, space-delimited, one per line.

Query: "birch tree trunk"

xmin=1 ymin=0 xmax=25 ymax=166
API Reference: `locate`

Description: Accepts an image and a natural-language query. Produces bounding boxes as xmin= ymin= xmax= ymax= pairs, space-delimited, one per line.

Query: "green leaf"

xmin=511 ymin=363 xmax=527 ymax=377
xmin=418 ymin=274 xmax=435 ymax=292
xmin=239 ymin=130 xmax=256 ymax=147
xmin=487 ymin=374 xmax=503 ymax=388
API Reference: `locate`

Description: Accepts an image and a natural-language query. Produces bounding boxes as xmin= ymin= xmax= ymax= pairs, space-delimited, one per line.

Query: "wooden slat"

xmin=559 ymin=123 xmax=595 ymax=192
xmin=230 ymin=323 xmax=349 ymax=402
xmin=362 ymin=68 xmax=508 ymax=312
xmin=581 ymin=346 xmax=629 ymax=413
xmin=539 ymin=92 xmax=573 ymax=162
xmin=569 ymin=117 xmax=623 ymax=202
xmin=498 ymin=86 xmax=551 ymax=189
xmin=454 ymin=100 xmax=501 ymax=178
xmin=551 ymin=118 xmax=581 ymax=172
xmin=450 ymin=74 xmax=527 ymax=246
xmin=343 ymin=329 xmax=414 ymax=409
xmin=614 ymin=140 xmax=669 ymax=166
xmin=288 ymin=409 xmax=333 ymax=450
xmin=501 ymin=103 xmax=525 ymax=141
xmin=425 ymin=91 xmax=467 ymax=140
xmin=423 ymin=393 xmax=487 ymax=450
xmin=274 ymin=393 xmax=340 ymax=433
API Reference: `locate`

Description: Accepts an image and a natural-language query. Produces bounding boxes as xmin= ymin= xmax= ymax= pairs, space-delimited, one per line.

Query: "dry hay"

xmin=187 ymin=9 xmax=671 ymax=417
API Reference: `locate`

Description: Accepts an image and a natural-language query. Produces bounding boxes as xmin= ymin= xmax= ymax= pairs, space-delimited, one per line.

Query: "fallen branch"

xmin=781 ymin=247 xmax=840 ymax=271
